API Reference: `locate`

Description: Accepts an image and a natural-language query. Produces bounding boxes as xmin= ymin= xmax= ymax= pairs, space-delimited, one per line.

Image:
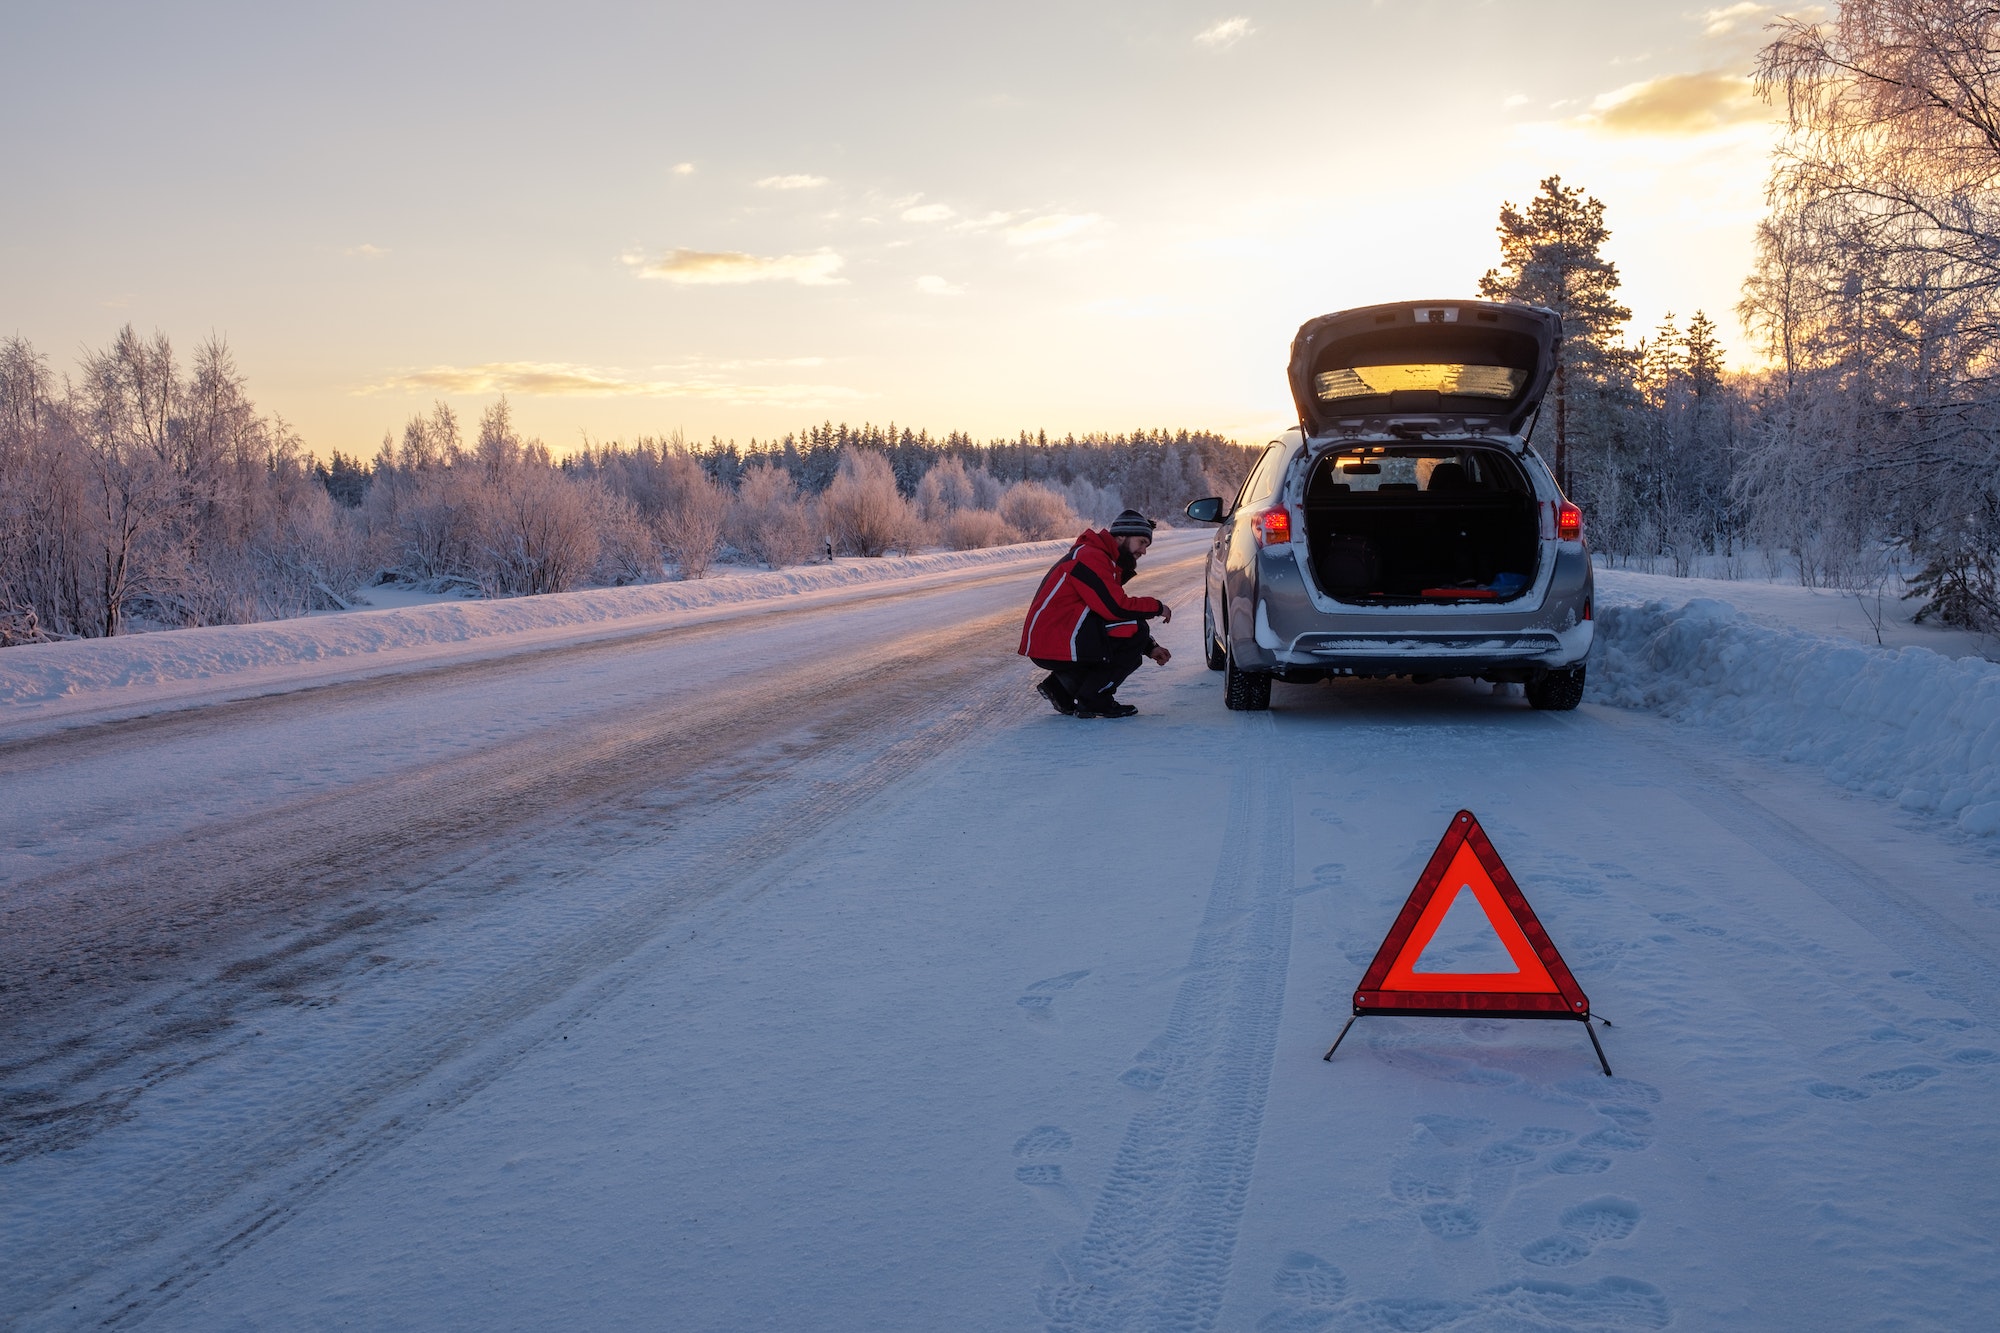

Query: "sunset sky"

xmin=3 ymin=1 xmax=1794 ymax=457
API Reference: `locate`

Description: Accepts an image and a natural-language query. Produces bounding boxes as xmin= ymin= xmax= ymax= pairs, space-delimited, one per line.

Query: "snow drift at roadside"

xmin=1591 ymin=597 xmax=2000 ymax=836
xmin=0 ymin=540 xmax=1071 ymax=711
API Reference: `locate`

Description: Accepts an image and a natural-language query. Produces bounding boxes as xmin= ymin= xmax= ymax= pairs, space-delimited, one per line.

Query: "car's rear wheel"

xmin=1204 ymin=596 xmax=1226 ymax=671
xmin=1224 ymin=644 xmax=1272 ymax=711
xmin=1526 ymin=664 xmax=1586 ymax=711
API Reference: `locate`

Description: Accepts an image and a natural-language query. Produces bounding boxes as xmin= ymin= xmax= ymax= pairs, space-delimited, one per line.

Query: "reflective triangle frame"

xmin=1325 ymin=810 xmax=1611 ymax=1075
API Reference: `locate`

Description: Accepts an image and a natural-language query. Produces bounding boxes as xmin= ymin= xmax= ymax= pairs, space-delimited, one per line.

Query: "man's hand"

xmin=1149 ymin=645 xmax=1172 ymax=666
xmin=1157 ymin=603 xmax=1173 ymax=624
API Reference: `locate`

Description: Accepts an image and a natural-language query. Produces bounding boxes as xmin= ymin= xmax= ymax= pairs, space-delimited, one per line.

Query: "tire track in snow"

xmin=1040 ymin=748 xmax=1293 ymax=1332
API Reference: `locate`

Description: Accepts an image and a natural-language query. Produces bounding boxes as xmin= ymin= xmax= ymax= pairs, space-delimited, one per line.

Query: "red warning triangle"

xmin=1354 ymin=810 xmax=1589 ymax=1019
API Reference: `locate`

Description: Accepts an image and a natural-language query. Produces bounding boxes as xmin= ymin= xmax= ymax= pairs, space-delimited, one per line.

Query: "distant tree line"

xmin=1 ymin=331 xmax=1256 ymax=644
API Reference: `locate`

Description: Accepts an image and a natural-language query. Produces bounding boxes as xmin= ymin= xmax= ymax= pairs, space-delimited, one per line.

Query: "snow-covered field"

xmin=4 ymin=532 xmax=1997 ymax=1330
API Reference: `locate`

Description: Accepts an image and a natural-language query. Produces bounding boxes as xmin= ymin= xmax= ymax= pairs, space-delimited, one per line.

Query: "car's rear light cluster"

xmin=1556 ymin=501 xmax=1583 ymax=543
xmin=1255 ymin=507 xmax=1293 ymax=546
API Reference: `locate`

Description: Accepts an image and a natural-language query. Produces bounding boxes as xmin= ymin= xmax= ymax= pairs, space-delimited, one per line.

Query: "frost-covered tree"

xmin=1739 ymin=0 xmax=2000 ymax=622
xmin=1478 ymin=176 xmax=1633 ymax=494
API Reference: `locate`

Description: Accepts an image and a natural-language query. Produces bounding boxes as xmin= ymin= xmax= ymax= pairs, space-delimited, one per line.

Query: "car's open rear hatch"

xmin=1288 ymin=301 xmax=1560 ymax=440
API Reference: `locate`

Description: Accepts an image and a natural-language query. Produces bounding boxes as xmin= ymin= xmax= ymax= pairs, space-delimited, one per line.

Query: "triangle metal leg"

xmin=1322 ymin=1016 xmax=1358 ymax=1062
xmin=1585 ymin=1019 xmax=1613 ymax=1077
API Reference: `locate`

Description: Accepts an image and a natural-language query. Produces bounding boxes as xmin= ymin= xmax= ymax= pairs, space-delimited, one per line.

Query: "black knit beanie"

xmin=1109 ymin=509 xmax=1156 ymax=537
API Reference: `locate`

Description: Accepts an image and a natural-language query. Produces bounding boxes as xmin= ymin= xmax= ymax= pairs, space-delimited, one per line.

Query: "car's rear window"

xmin=1314 ymin=364 xmax=1525 ymax=403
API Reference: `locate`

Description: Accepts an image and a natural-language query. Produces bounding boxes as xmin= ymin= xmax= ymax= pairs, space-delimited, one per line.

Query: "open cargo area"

xmin=1301 ymin=446 xmax=1544 ymax=602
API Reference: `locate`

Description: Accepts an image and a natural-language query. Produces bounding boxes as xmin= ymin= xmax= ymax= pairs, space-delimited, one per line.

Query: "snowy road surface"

xmin=4 ymin=531 xmax=1999 ymax=1330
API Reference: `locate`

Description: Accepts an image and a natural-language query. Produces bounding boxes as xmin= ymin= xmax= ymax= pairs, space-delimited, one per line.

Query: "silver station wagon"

xmin=1185 ymin=300 xmax=1593 ymax=712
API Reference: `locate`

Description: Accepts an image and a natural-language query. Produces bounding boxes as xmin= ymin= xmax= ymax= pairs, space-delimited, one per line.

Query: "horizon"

xmin=3 ymin=1 xmax=1788 ymax=457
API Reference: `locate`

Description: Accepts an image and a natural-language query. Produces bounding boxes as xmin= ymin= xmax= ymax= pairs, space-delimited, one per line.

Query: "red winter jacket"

xmin=1018 ymin=529 xmax=1164 ymax=662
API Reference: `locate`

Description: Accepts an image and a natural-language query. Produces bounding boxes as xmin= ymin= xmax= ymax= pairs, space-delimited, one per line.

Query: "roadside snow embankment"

xmin=0 ymin=541 xmax=1069 ymax=715
xmin=1591 ymin=597 xmax=2000 ymax=837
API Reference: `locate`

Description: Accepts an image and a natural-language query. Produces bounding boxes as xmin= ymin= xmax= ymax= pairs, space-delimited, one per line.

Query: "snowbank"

xmin=1591 ymin=596 xmax=2000 ymax=837
xmin=0 ymin=541 xmax=1069 ymax=712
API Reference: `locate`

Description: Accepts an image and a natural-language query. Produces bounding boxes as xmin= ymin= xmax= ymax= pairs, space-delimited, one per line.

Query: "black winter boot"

xmin=1036 ymin=674 xmax=1077 ymax=716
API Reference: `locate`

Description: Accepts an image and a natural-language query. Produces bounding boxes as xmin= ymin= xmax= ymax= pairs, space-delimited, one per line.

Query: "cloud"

xmin=360 ymin=361 xmax=865 ymax=407
xmin=952 ymin=210 xmax=1019 ymax=232
xmin=756 ymin=173 xmax=828 ymax=190
xmin=1579 ymin=70 xmax=1770 ymax=135
xmin=1503 ymin=93 xmax=1530 ymax=109
xmin=344 ymin=243 xmax=388 ymax=258
xmin=901 ymin=202 xmax=955 ymax=223
xmin=1698 ymin=3 xmax=1772 ymax=37
xmin=915 ymin=275 xmax=965 ymax=297
xmin=672 ymin=162 xmax=695 ymax=176
xmin=1195 ymin=17 xmax=1254 ymax=49
xmin=625 ymin=247 xmax=847 ymax=285
xmin=1004 ymin=213 xmax=1103 ymax=246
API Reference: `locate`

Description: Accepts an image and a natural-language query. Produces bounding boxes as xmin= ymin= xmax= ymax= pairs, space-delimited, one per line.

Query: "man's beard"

xmin=1116 ymin=548 xmax=1138 ymax=581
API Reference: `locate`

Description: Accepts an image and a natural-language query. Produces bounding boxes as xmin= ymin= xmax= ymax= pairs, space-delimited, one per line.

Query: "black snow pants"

xmin=1033 ymin=641 xmax=1145 ymax=707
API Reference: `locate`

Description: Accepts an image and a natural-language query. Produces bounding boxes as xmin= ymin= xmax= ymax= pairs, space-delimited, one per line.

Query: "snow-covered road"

xmin=5 ymin=532 xmax=1999 ymax=1331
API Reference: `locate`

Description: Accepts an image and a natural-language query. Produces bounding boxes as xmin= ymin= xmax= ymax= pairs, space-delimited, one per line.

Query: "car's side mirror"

xmin=1184 ymin=496 xmax=1224 ymax=524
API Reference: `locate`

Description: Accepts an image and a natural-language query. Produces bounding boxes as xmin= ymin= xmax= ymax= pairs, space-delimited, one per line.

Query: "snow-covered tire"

xmin=1527 ymin=665 xmax=1586 ymax=711
xmin=1224 ymin=646 xmax=1271 ymax=711
xmin=1204 ymin=596 xmax=1226 ymax=671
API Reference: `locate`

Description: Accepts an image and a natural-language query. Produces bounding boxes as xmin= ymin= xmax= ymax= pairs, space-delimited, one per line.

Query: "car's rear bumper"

xmin=1230 ymin=545 xmax=1594 ymax=677
xmin=1256 ymin=622 xmax=1593 ymax=677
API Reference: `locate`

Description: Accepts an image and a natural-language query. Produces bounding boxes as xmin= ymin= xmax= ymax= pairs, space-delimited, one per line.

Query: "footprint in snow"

xmin=1561 ymin=1197 xmax=1642 ymax=1242
xmin=1017 ymin=970 xmax=1090 ymax=1022
xmin=1414 ymin=1114 xmax=1493 ymax=1148
xmin=1484 ymin=1275 xmax=1670 ymax=1329
xmin=1478 ymin=1141 xmax=1537 ymax=1167
xmin=1012 ymin=1124 xmax=1081 ymax=1218
xmin=1522 ymin=1234 xmax=1595 ymax=1267
xmin=1550 ymin=1151 xmax=1613 ymax=1175
xmin=1257 ymin=1251 xmax=1349 ymax=1329
xmin=1418 ymin=1203 xmax=1482 ymax=1238
xmin=1652 ymin=910 xmax=1725 ymax=937
xmin=1861 ymin=1065 xmax=1941 ymax=1092
xmin=1578 ymin=1126 xmax=1652 ymax=1153
xmin=1517 ymin=1126 xmax=1576 ymax=1146
xmin=1270 ymin=1251 xmax=1349 ymax=1308
xmin=1558 ymin=1075 xmax=1663 ymax=1106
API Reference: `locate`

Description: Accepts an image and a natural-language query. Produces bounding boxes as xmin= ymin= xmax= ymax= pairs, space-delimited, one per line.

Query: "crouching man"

xmin=1018 ymin=509 xmax=1172 ymax=719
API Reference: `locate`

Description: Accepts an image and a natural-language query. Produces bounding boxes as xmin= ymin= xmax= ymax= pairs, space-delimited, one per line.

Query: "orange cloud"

xmin=360 ymin=361 xmax=865 ymax=407
xmin=1581 ymin=70 xmax=1770 ymax=135
xmin=625 ymin=248 xmax=847 ymax=285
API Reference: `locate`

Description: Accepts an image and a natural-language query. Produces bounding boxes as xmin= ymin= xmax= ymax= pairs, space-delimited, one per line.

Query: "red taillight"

xmin=1556 ymin=501 xmax=1583 ymax=543
xmin=1256 ymin=507 xmax=1293 ymax=545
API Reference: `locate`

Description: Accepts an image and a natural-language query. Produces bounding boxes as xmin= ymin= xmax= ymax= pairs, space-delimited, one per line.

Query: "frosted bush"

xmin=653 ymin=452 xmax=729 ymax=579
xmin=822 ymin=449 xmax=922 ymax=556
xmin=728 ymin=464 xmax=821 ymax=568
xmin=997 ymin=481 xmax=1077 ymax=541
xmin=941 ymin=509 xmax=1015 ymax=550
